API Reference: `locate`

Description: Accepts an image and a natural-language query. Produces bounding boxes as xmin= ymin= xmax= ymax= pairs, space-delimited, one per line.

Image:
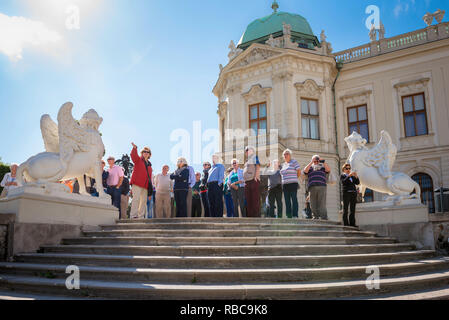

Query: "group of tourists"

xmin=0 ymin=144 xmax=362 ymax=227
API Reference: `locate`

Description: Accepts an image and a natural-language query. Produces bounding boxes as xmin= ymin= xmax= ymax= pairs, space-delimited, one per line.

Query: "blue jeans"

xmin=224 ymin=193 xmax=235 ymax=218
xmin=107 ymin=186 xmax=122 ymax=216
xmin=147 ymin=193 xmax=155 ymax=219
xmin=283 ymin=183 xmax=299 ymax=218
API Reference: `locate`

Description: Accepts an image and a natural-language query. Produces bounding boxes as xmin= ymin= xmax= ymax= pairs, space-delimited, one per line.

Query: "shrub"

xmin=0 ymin=159 xmax=10 ymax=194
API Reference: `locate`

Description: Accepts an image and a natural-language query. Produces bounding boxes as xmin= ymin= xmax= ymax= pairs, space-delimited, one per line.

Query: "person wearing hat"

xmin=130 ymin=143 xmax=153 ymax=219
xmin=106 ymin=156 xmax=124 ymax=216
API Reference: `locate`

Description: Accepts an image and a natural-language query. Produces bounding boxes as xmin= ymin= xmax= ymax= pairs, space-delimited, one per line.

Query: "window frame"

xmin=248 ymin=102 xmax=267 ymax=136
xmin=412 ymin=173 xmax=435 ymax=214
xmin=401 ymin=93 xmax=428 ymax=138
xmin=301 ymin=98 xmax=320 ymax=140
xmin=347 ymin=104 xmax=370 ymax=142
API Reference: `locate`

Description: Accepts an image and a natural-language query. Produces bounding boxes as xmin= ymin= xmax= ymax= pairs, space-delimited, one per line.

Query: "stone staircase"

xmin=0 ymin=218 xmax=449 ymax=300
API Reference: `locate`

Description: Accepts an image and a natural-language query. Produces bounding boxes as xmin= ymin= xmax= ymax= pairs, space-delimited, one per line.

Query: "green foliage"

xmin=0 ymin=158 xmax=10 ymax=194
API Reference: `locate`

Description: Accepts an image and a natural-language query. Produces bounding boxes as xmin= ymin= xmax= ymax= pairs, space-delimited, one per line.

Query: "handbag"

xmin=144 ymin=160 xmax=153 ymax=197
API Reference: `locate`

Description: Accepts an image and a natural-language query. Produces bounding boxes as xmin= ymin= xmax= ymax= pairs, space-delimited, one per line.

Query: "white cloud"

xmin=0 ymin=12 xmax=62 ymax=62
xmin=394 ymin=0 xmax=413 ymax=18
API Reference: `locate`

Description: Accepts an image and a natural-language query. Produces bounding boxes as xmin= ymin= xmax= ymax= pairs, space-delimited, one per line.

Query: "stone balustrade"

xmin=334 ymin=22 xmax=449 ymax=64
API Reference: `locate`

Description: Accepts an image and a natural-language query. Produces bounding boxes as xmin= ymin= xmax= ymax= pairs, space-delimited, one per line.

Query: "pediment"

xmin=226 ymin=44 xmax=284 ymax=71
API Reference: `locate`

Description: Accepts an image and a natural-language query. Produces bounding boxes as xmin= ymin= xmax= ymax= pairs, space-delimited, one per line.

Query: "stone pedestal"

xmin=0 ymin=186 xmax=117 ymax=256
xmin=355 ymin=199 xmax=434 ymax=250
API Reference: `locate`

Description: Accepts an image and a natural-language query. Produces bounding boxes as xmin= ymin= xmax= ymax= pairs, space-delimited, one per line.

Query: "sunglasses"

xmin=344 ymin=167 xmax=351 ymax=170
xmin=142 ymin=151 xmax=150 ymax=154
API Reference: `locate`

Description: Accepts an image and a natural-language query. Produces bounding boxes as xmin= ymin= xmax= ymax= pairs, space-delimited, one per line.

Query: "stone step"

xmin=13 ymin=251 xmax=435 ymax=269
xmin=47 ymin=243 xmax=417 ymax=257
xmin=0 ymin=290 xmax=97 ymax=300
xmin=2 ymin=267 xmax=449 ymax=299
xmin=101 ymin=222 xmax=358 ymax=231
xmin=84 ymin=229 xmax=377 ymax=238
xmin=61 ymin=236 xmax=397 ymax=246
xmin=368 ymin=286 xmax=449 ymax=300
xmin=1 ymin=257 xmax=448 ymax=284
xmin=116 ymin=218 xmax=342 ymax=225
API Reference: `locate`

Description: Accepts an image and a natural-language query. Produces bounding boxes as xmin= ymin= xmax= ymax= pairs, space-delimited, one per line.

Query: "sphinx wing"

xmin=57 ymin=102 xmax=91 ymax=165
xmin=40 ymin=115 xmax=60 ymax=153
xmin=362 ymin=131 xmax=397 ymax=178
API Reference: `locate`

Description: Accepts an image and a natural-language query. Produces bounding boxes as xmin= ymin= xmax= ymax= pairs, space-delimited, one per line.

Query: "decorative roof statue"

xmin=282 ymin=22 xmax=292 ymax=37
xmin=379 ymin=21 xmax=386 ymax=40
xmin=320 ymin=30 xmax=327 ymax=43
xmin=266 ymin=34 xmax=277 ymax=47
xmin=271 ymin=0 xmax=279 ymax=13
xmin=434 ymin=9 xmax=446 ymax=24
xmin=423 ymin=12 xmax=434 ymax=26
xmin=369 ymin=24 xmax=377 ymax=42
xmin=345 ymin=131 xmax=421 ymax=205
xmin=228 ymin=40 xmax=243 ymax=61
xmin=319 ymin=30 xmax=332 ymax=55
xmin=16 ymin=102 xmax=109 ymax=199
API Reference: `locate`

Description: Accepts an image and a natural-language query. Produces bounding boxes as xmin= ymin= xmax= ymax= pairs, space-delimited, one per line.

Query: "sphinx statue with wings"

xmin=345 ymin=131 xmax=421 ymax=204
xmin=16 ymin=102 xmax=108 ymax=199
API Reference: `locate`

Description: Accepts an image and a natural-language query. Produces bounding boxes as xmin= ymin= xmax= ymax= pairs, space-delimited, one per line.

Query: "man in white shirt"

xmin=154 ymin=165 xmax=174 ymax=218
xmin=0 ymin=164 xmax=20 ymax=198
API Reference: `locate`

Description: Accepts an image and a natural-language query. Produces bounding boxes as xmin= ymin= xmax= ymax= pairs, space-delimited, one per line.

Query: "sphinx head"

xmin=79 ymin=109 xmax=103 ymax=131
xmin=345 ymin=132 xmax=367 ymax=150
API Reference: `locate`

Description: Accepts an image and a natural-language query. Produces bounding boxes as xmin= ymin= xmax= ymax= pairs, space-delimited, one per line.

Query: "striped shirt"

xmin=307 ymin=165 xmax=327 ymax=188
xmin=280 ymin=160 xmax=301 ymax=185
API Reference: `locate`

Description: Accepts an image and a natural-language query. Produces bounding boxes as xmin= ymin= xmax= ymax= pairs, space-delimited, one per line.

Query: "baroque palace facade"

xmin=213 ymin=2 xmax=449 ymax=221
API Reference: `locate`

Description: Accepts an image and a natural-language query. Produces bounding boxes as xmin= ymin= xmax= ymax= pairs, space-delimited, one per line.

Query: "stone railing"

xmin=334 ymin=22 xmax=449 ymax=63
xmin=334 ymin=43 xmax=371 ymax=63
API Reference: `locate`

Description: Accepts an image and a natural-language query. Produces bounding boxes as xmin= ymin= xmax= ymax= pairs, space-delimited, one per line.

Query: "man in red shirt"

xmin=130 ymin=143 xmax=153 ymax=219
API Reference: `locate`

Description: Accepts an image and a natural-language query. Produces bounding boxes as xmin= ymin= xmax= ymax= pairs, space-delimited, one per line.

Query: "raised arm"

xmin=303 ymin=161 xmax=313 ymax=174
xmin=130 ymin=143 xmax=140 ymax=164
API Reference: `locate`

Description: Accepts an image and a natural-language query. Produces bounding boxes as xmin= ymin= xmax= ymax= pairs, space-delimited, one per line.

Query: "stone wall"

xmin=0 ymin=225 xmax=7 ymax=260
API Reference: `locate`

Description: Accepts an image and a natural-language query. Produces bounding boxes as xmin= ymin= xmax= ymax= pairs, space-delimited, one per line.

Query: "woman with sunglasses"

xmin=340 ymin=164 xmax=360 ymax=227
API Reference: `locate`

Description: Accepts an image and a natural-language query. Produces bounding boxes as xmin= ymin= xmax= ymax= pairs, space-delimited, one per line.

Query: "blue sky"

xmin=0 ymin=0 xmax=446 ymax=174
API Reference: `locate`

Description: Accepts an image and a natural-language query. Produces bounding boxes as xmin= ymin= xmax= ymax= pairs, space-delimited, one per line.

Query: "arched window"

xmin=412 ymin=173 xmax=435 ymax=213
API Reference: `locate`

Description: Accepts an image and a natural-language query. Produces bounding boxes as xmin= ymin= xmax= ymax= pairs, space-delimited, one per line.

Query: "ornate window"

xmin=295 ymin=80 xmax=324 ymax=142
xmin=347 ymin=105 xmax=369 ymax=141
xmin=402 ymin=93 xmax=428 ymax=137
xmin=301 ymin=99 xmax=320 ymax=140
xmin=249 ymin=102 xmax=267 ymax=136
xmin=412 ymin=173 xmax=435 ymax=213
xmin=340 ymin=89 xmax=373 ymax=145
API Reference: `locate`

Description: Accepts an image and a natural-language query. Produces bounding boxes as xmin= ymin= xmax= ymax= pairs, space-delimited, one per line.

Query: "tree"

xmin=0 ymin=158 xmax=10 ymax=194
xmin=115 ymin=154 xmax=134 ymax=178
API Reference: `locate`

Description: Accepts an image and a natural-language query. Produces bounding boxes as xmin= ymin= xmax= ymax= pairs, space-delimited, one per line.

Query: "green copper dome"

xmin=237 ymin=11 xmax=320 ymax=50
